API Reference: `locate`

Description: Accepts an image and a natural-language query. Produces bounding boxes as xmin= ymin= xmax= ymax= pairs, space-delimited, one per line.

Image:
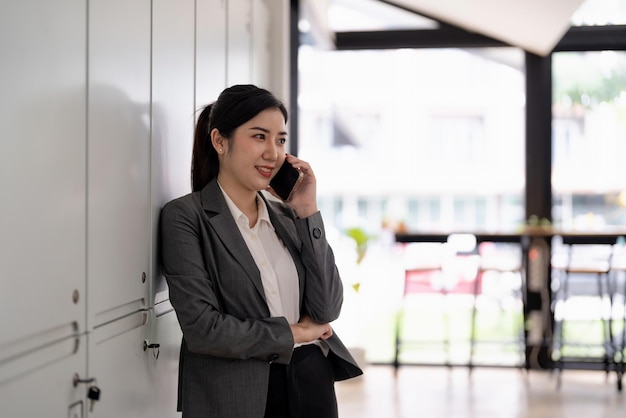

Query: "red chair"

xmin=394 ymin=235 xmax=480 ymax=372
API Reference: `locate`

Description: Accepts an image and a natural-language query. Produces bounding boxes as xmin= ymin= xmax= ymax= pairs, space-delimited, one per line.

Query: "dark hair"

xmin=191 ymin=84 xmax=288 ymax=192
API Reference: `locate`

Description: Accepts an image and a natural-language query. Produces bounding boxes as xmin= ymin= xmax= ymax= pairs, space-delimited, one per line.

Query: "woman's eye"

xmin=278 ymin=138 xmax=286 ymax=145
xmin=254 ymin=134 xmax=265 ymax=140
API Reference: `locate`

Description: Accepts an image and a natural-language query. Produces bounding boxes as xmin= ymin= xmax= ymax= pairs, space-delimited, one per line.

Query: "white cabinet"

xmin=251 ymin=0 xmax=272 ymax=89
xmin=196 ymin=0 xmax=288 ymax=108
xmin=0 ymin=0 xmax=289 ymax=416
xmin=86 ymin=308 xmax=181 ymax=417
xmin=254 ymin=0 xmax=291 ymax=99
xmin=197 ymin=0 xmax=228 ymax=106
xmin=151 ymin=0 xmax=196 ymax=305
xmin=0 ymin=334 xmax=86 ymax=418
xmin=87 ymin=312 xmax=151 ymax=417
xmin=0 ymin=0 xmax=87 ymax=376
xmin=144 ymin=306 xmax=183 ymax=417
xmin=87 ymin=0 xmax=152 ymax=328
xmin=227 ymin=0 xmax=253 ymax=85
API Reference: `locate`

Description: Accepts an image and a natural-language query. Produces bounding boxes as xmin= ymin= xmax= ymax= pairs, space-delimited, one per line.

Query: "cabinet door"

xmin=87 ymin=0 xmax=152 ymax=328
xmin=151 ymin=0 xmax=196 ymax=306
xmin=86 ymin=308 xmax=183 ymax=417
xmin=0 ymin=334 xmax=86 ymax=418
xmin=87 ymin=311 xmax=152 ymax=417
xmin=251 ymin=0 xmax=271 ymax=88
xmin=197 ymin=0 xmax=227 ymax=106
xmin=144 ymin=305 xmax=183 ymax=417
xmin=227 ymin=0 xmax=253 ymax=85
xmin=252 ymin=0 xmax=291 ymax=98
xmin=0 ymin=0 xmax=86 ymax=348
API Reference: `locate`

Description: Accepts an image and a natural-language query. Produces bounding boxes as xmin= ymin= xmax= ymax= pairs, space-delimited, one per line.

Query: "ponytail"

xmin=191 ymin=104 xmax=217 ymax=192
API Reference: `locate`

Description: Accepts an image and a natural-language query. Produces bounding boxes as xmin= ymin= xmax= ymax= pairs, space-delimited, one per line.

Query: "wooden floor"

xmin=336 ymin=365 xmax=625 ymax=418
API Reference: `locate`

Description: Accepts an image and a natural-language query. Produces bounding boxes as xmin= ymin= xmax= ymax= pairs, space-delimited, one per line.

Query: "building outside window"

xmin=299 ymin=46 xmax=526 ymax=237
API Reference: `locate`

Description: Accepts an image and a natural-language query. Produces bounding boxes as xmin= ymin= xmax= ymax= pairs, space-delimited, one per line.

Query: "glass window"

xmin=552 ymin=51 xmax=626 ymax=229
xmin=571 ymin=0 xmax=626 ymax=26
xmin=430 ymin=115 xmax=485 ymax=164
xmin=299 ymin=46 xmax=525 ymax=235
xmin=406 ymin=197 xmax=442 ymax=231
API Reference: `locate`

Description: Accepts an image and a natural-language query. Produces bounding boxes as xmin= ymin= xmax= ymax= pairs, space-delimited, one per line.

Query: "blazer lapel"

xmin=199 ymin=180 xmax=266 ymax=301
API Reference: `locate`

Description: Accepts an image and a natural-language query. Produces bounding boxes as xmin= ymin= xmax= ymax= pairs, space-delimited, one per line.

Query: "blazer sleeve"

xmin=295 ymin=211 xmax=344 ymax=324
xmin=159 ymin=195 xmax=294 ymax=364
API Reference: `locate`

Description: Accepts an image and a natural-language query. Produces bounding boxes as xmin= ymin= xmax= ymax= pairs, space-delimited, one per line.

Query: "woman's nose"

xmin=264 ymin=142 xmax=278 ymax=160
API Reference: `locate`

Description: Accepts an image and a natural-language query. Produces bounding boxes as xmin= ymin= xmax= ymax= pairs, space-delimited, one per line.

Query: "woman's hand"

xmin=290 ymin=315 xmax=332 ymax=344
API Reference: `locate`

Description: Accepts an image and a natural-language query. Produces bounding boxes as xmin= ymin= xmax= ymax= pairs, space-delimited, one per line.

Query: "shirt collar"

xmin=257 ymin=195 xmax=272 ymax=227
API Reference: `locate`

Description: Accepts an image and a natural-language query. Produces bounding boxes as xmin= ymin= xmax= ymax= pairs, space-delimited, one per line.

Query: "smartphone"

xmin=270 ymin=160 xmax=303 ymax=202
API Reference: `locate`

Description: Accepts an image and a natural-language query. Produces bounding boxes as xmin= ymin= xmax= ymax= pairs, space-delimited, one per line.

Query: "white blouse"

xmin=219 ymin=186 xmax=300 ymax=325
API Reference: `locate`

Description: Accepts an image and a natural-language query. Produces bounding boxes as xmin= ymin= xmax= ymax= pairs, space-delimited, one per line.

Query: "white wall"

xmin=0 ymin=1 xmax=289 ymax=416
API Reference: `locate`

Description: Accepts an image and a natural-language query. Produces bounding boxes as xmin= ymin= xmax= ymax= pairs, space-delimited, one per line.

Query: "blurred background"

xmin=296 ymin=0 xmax=626 ymax=365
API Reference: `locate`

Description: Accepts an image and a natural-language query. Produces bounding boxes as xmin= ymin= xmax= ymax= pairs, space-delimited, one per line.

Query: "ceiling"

xmin=303 ymin=0 xmax=588 ymax=56
xmin=384 ymin=0 xmax=586 ymax=56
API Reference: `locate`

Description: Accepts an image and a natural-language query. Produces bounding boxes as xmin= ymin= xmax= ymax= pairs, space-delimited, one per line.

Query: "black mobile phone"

xmin=270 ymin=160 xmax=303 ymax=202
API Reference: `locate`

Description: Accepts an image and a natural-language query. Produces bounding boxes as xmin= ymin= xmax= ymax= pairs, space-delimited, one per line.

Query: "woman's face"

xmin=218 ymin=108 xmax=288 ymax=195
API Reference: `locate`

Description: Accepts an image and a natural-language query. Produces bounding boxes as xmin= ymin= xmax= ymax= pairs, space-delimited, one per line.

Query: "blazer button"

xmin=312 ymin=227 xmax=322 ymax=239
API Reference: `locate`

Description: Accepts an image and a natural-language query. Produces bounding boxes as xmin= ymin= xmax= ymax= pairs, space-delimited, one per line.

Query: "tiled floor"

xmin=336 ymin=365 xmax=625 ymax=418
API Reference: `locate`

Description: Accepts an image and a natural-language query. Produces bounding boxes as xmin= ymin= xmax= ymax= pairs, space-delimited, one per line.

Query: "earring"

xmin=218 ymin=148 xmax=223 ymax=153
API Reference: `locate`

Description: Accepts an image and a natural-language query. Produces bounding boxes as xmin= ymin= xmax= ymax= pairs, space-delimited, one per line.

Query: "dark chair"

xmin=551 ymin=234 xmax=619 ymax=389
xmin=609 ymin=237 xmax=626 ymax=391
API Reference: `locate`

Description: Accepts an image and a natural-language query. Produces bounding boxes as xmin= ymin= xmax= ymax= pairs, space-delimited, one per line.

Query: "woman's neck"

xmin=218 ymin=177 xmax=258 ymax=227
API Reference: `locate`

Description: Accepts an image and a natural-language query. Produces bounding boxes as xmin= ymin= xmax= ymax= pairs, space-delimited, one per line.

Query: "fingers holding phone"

xmin=268 ymin=154 xmax=318 ymax=217
xmin=269 ymin=159 xmax=303 ymax=202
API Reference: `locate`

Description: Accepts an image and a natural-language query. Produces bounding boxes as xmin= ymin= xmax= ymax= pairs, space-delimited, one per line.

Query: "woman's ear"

xmin=210 ymin=128 xmax=225 ymax=154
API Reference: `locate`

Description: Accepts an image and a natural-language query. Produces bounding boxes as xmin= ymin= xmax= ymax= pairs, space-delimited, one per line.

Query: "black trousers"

xmin=264 ymin=344 xmax=338 ymax=418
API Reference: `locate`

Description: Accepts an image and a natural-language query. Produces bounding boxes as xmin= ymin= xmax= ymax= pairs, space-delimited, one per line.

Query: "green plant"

xmin=344 ymin=227 xmax=374 ymax=293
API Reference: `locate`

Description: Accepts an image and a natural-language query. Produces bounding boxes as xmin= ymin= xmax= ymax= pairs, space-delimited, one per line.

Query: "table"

xmin=394 ymin=228 xmax=626 ymax=385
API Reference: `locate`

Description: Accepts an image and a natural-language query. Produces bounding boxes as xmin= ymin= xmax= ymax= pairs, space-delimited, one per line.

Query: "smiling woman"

xmin=210 ymin=107 xmax=289 ymax=223
xmin=190 ymin=85 xmax=289 ymax=193
xmin=160 ymin=84 xmax=362 ymax=418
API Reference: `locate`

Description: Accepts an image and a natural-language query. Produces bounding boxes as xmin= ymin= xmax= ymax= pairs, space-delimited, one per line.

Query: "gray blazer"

xmin=160 ymin=179 xmax=362 ymax=418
